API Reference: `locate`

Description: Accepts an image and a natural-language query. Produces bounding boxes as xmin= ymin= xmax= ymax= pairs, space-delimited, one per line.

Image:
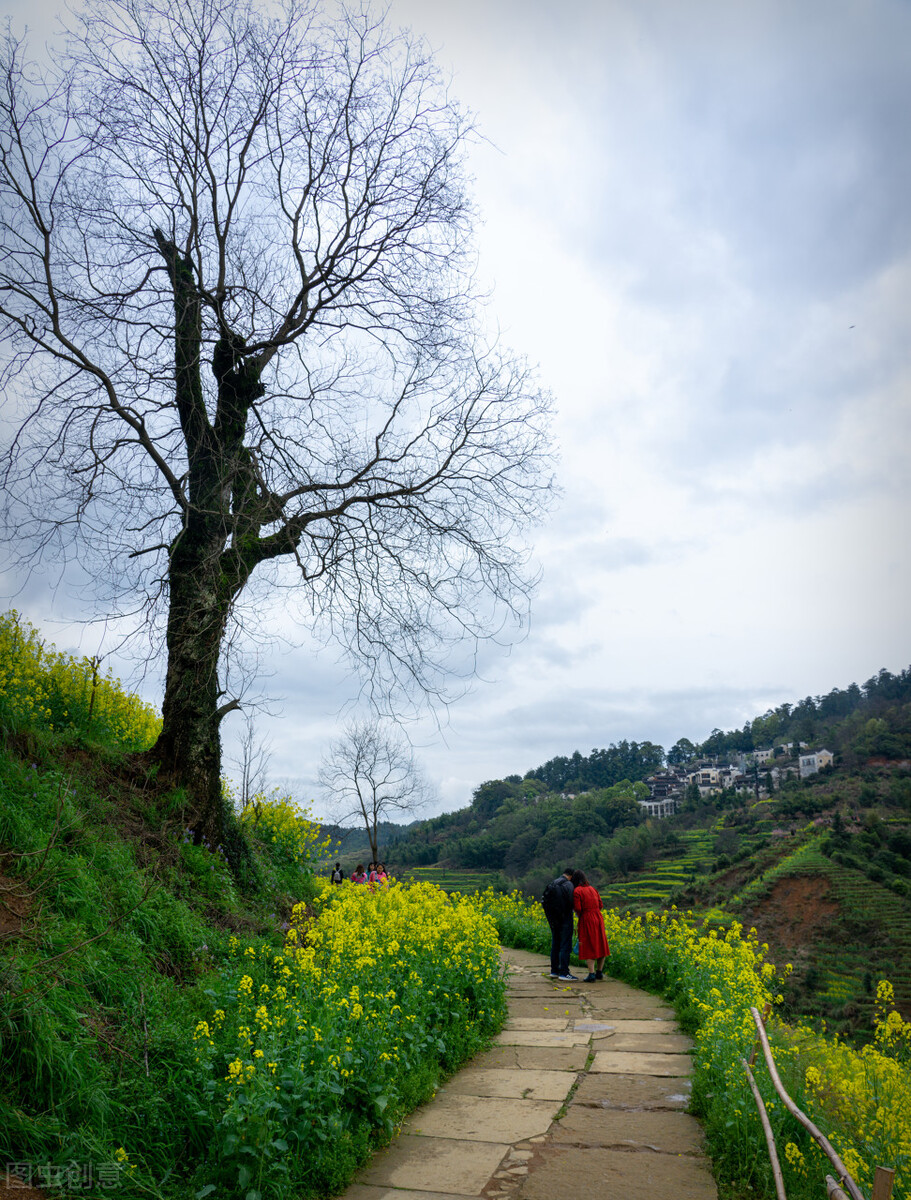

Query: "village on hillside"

xmin=637 ymin=745 xmax=834 ymax=818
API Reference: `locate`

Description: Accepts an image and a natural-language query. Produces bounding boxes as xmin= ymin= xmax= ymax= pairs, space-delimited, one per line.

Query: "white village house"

xmin=799 ymin=749 xmax=834 ymax=778
xmin=637 ymin=742 xmax=832 ymax=817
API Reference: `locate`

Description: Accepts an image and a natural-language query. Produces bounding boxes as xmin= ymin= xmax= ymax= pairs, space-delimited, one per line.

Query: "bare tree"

xmin=229 ymin=710 xmax=272 ymax=813
xmin=0 ymin=0 xmax=555 ymax=861
xmin=319 ymin=720 xmax=429 ymax=865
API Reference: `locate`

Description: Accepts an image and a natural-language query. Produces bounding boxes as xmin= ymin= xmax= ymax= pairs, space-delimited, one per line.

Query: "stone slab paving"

xmin=337 ymin=945 xmax=716 ymax=1199
xmin=506 ymin=998 xmax=582 ymax=1019
xmin=402 ymin=1096 xmax=557 ymax=1142
xmin=504 ymin=981 xmax=567 ymax=996
xmin=494 ymin=1029 xmax=592 ymax=1047
xmin=504 ymin=1017 xmax=571 ymax=1031
xmin=589 ymin=998 xmax=677 ymax=1017
xmin=607 ymin=1031 xmax=695 ymax=1052
xmin=469 ymin=1044 xmax=591 ymax=1072
xmin=345 ymin=1190 xmax=484 ymax=1200
xmin=591 ymin=1049 xmax=694 ymax=1076
xmin=442 ymin=1068 xmax=573 ymax=1101
xmin=512 ymin=1148 xmax=718 ymax=1200
xmin=505 ymin=987 xmax=567 ymax=999
xmin=585 ymin=1017 xmax=677 ymax=1033
xmin=551 ymin=1107 xmax=708 ymax=1153
xmin=352 ymin=1137 xmax=509 ymax=1194
xmin=572 ymin=1072 xmax=692 ymax=1109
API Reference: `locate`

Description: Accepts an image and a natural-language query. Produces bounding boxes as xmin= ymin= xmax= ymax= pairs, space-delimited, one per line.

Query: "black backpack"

xmin=542 ymin=878 xmax=560 ymax=913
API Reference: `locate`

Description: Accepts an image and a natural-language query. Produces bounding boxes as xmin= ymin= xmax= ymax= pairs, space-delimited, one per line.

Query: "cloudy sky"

xmin=4 ymin=0 xmax=910 ymax=819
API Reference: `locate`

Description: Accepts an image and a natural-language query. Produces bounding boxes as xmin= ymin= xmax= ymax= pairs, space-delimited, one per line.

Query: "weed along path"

xmin=339 ymin=946 xmax=717 ymax=1200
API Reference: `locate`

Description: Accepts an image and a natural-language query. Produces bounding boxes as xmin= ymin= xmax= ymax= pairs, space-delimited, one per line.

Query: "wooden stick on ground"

xmin=741 ymin=1057 xmax=787 ymax=1200
xmin=750 ymin=1008 xmax=866 ymax=1200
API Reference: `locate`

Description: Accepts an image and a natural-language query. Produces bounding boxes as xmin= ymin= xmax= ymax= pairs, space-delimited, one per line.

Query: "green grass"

xmin=0 ymin=728 xmax=507 ymax=1198
xmin=0 ymin=738 xmax=233 ymax=1194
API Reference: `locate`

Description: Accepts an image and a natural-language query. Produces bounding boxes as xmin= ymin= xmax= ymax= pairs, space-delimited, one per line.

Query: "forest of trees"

xmin=394 ymin=779 xmax=648 ymax=877
xmin=524 ymin=740 xmax=665 ymax=793
xmin=688 ymin=667 xmax=911 ymax=764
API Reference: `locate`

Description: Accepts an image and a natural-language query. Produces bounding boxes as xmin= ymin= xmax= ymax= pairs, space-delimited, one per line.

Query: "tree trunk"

xmin=143 ymin=233 xmax=260 ymax=874
xmin=146 ymin=521 xmax=261 ymax=880
xmin=149 ymin=536 xmax=231 ymax=847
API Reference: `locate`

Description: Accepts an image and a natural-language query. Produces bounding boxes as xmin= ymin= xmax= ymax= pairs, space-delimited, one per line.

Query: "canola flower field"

xmin=235 ymin=785 xmax=337 ymax=878
xmin=191 ymin=880 xmax=506 ymax=1199
xmin=0 ymin=611 xmax=161 ymax=750
xmin=473 ymin=887 xmax=911 ymax=1200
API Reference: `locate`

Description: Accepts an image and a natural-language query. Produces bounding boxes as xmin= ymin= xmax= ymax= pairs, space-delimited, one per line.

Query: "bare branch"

xmin=319 ymin=718 xmax=431 ymax=863
xmin=0 ymin=0 xmax=556 ymax=851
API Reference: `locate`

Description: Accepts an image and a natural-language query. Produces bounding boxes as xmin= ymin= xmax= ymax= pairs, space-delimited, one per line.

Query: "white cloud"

xmin=3 ymin=0 xmax=910 ymax=821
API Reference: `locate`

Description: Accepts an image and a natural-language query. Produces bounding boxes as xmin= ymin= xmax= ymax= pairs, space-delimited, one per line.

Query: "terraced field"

xmin=399 ymin=866 xmax=499 ymax=894
xmin=731 ymin=833 xmax=911 ymax=1022
xmin=593 ymin=817 xmax=911 ymax=1023
xmin=601 ymin=828 xmax=716 ymax=909
xmin=826 ymin=869 xmax=911 ymax=1015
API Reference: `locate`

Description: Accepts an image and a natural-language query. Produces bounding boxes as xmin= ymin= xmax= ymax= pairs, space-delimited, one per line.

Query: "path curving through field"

xmin=339 ymin=945 xmax=717 ymax=1200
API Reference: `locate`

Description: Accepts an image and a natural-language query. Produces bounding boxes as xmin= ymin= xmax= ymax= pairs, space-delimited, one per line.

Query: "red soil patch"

xmin=0 ymin=870 xmax=31 ymax=939
xmin=743 ymin=874 xmax=840 ymax=963
xmin=0 ymin=1175 xmax=48 ymax=1199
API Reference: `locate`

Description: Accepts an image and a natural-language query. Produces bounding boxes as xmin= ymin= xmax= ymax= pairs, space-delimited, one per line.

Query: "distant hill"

xmin=394 ymin=776 xmax=650 ymax=895
xmin=519 ymin=666 xmax=911 ymax=792
xmin=316 ymin=818 xmax=414 ymax=865
xmin=670 ymin=665 xmax=911 ymax=766
xmin=390 ymin=668 xmax=911 ymax=1034
xmin=394 ymin=664 xmax=911 ymax=883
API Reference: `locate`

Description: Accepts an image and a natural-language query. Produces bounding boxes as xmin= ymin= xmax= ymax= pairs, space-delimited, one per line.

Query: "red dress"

xmin=573 ymin=885 xmax=609 ymax=959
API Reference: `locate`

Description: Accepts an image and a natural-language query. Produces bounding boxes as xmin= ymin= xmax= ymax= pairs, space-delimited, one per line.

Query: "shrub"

xmin=235 ymin=788 xmax=336 ymax=895
xmin=237 ymin=789 xmax=332 ymax=866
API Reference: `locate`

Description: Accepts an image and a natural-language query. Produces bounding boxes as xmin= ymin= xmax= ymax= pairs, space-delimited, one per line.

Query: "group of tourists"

xmin=328 ymin=857 xmax=607 ymax=983
xmin=542 ymin=868 xmax=609 ymax=982
xmin=329 ymin=861 xmax=389 ymax=886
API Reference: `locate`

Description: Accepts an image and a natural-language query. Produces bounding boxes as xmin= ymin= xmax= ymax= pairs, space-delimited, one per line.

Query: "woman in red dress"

xmin=571 ymin=870 xmax=609 ymax=982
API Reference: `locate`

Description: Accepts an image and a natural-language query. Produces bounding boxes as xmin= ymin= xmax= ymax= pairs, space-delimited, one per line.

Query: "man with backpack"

xmin=542 ymin=868 xmax=577 ymax=981
xmin=330 ymin=863 xmax=344 ymax=885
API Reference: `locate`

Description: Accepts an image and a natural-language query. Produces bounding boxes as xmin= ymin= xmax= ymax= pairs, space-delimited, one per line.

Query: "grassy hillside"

xmin=0 ymin=614 xmax=325 ymax=1194
xmin=0 ymin=613 xmax=507 ymax=1198
xmin=582 ymin=778 xmax=911 ymax=1032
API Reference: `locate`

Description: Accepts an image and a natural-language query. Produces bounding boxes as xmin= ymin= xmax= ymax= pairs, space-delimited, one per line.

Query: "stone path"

xmin=340 ymin=946 xmax=718 ymax=1200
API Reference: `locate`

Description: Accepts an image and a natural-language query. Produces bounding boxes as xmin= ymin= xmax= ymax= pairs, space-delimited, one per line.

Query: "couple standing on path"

xmin=543 ymin=868 xmax=609 ymax=982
